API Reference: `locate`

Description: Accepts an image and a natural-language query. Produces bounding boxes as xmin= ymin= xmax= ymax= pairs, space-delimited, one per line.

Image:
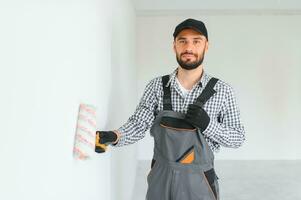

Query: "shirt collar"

xmin=165 ymin=67 xmax=209 ymax=89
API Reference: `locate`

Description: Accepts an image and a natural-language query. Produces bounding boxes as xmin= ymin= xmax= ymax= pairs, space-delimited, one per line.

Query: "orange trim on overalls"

xmin=179 ymin=149 xmax=195 ymax=164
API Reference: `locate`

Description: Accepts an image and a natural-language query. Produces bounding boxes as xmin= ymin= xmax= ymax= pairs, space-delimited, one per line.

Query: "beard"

xmin=176 ymin=50 xmax=205 ymax=70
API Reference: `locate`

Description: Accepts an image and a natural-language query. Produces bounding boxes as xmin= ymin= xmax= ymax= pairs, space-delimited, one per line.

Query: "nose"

xmin=183 ymin=41 xmax=194 ymax=52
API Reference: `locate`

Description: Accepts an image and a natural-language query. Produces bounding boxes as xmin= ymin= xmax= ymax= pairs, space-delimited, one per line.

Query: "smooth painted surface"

xmin=0 ymin=1 xmax=136 ymax=200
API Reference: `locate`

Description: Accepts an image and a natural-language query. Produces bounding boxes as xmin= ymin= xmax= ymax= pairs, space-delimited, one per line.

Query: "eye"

xmin=193 ymin=40 xmax=201 ymax=45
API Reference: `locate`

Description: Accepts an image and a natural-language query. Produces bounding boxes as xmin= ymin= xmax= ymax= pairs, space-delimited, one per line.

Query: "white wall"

xmin=0 ymin=0 xmax=136 ymax=200
xmin=135 ymin=14 xmax=301 ymax=160
xmin=109 ymin=1 xmax=138 ymax=200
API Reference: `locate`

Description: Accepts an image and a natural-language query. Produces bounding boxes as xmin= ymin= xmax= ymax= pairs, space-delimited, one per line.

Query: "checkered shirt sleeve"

xmin=112 ymin=79 xmax=157 ymax=147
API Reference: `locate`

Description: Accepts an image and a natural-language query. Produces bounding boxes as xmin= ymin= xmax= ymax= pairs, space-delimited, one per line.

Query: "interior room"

xmin=0 ymin=0 xmax=300 ymax=200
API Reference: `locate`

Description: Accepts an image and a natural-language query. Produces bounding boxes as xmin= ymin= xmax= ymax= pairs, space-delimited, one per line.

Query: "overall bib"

xmin=146 ymin=75 xmax=220 ymax=200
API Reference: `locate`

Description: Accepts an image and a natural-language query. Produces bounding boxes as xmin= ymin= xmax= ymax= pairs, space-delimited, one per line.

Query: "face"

xmin=173 ymin=29 xmax=208 ymax=70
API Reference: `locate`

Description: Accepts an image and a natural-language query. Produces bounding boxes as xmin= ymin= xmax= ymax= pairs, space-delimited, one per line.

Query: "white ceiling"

xmin=133 ymin=0 xmax=301 ymax=12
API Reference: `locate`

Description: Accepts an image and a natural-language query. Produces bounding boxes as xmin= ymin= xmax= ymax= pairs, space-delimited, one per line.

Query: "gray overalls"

xmin=146 ymin=75 xmax=220 ymax=200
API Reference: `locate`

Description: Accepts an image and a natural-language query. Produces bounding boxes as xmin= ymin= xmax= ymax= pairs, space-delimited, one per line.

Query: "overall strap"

xmin=162 ymin=75 xmax=172 ymax=110
xmin=194 ymin=77 xmax=219 ymax=107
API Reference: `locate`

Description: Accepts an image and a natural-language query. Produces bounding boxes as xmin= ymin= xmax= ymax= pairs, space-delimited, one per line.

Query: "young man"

xmin=96 ymin=18 xmax=246 ymax=200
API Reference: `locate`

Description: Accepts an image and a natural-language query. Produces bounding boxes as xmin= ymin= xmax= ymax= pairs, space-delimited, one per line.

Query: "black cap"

xmin=173 ymin=18 xmax=208 ymax=41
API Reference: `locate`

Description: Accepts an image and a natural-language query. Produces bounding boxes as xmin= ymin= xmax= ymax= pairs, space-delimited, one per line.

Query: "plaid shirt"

xmin=112 ymin=67 xmax=245 ymax=153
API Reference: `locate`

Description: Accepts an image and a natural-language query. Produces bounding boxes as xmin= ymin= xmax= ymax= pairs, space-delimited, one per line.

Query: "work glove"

xmin=95 ymin=131 xmax=118 ymax=153
xmin=184 ymin=104 xmax=210 ymax=133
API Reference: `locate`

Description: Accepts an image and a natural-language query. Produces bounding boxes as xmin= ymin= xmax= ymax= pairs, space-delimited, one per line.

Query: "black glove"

xmin=96 ymin=131 xmax=118 ymax=145
xmin=184 ymin=104 xmax=210 ymax=132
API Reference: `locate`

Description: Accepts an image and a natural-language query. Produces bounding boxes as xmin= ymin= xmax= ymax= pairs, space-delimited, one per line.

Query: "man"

xmin=96 ymin=18 xmax=246 ymax=200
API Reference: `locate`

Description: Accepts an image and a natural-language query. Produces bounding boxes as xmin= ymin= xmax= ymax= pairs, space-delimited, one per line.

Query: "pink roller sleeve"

xmin=73 ymin=103 xmax=97 ymax=160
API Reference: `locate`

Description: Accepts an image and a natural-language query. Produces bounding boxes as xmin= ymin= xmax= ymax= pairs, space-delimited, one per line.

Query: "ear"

xmin=205 ymin=41 xmax=209 ymax=52
xmin=173 ymin=40 xmax=176 ymax=54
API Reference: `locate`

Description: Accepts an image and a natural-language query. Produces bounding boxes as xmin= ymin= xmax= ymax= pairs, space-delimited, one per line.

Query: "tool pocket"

xmin=203 ymin=168 xmax=219 ymax=200
xmin=176 ymin=145 xmax=195 ymax=164
xmin=159 ymin=116 xmax=196 ymax=131
xmin=173 ymin=170 xmax=218 ymax=199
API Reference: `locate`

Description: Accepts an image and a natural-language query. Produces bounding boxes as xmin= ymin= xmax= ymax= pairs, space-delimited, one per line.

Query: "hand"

xmin=184 ymin=104 xmax=210 ymax=132
xmin=96 ymin=131 xmax=118 ymax=145
xmin=95 ymin=131 xmax=119 ymax=153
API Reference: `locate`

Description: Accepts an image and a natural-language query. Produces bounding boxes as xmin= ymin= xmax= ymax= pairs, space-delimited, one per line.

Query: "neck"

xmin=176 ymin=66 xmax=203 ymax=90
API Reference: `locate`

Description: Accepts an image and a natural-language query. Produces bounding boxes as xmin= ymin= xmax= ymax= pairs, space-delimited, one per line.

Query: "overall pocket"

xmin=159 ymin=116 xmax=196 ymax=131
xmin=203 ymin=168 xmax=219 ymax=200
xmin=147 ymin=160 xmax=159 ymax=185
xmin=176 ymin=145 xmax=195 ymax=164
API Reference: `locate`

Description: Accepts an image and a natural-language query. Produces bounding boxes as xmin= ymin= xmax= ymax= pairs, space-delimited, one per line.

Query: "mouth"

xmin=181 ymin=54 xmax=195 ymax=60
xmin=182 ymin=53 xmax=194 ymax=56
